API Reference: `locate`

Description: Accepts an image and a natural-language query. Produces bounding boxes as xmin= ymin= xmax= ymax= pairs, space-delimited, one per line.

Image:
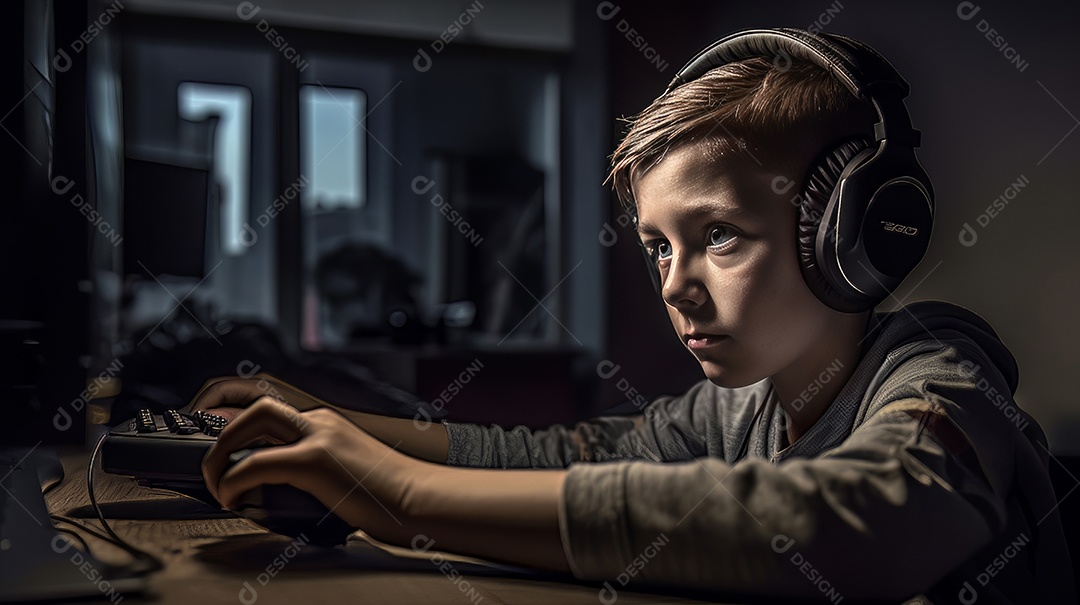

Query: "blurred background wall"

xmin=4 ymin=0 xmax=1078 ymax=454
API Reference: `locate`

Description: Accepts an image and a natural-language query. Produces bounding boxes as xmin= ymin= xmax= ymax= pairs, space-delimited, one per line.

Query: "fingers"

xmin=201 ymin=407 xmax=243 ymax=423
xmin=214 ymin=444 xmax=310 ymax=509
xmin=202 ymin=397 xmax=309 ymax=503
xmin=259 ymin=379 xmax=330 ymax=412
xmin=189 ymin=375 xmax=327 ymax=413
xmin=191 ymin=378 xmax=269 ymax=411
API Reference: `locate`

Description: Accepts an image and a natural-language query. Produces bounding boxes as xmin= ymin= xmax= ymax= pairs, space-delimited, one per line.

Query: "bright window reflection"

xmin=300 ymin=85 xmax=366 ymax=210
xmin=177 ymin=82 xmax=251 ymax=255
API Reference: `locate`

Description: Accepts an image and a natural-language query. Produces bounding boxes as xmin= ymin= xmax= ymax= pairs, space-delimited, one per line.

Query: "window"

xmin=300 ymin=85 xmax=366 ymax=210
xmin=177 ymin=82 xmax=252 ymax=255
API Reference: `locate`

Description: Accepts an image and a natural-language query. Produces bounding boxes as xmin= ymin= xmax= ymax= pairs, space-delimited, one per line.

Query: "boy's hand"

xmin=201 ymin=397 xmax=416 ymax=543
xmin=191 ymin=372 xmax=452 ymax=466
xmin=189 ymin=375 xmax=327 ymax=422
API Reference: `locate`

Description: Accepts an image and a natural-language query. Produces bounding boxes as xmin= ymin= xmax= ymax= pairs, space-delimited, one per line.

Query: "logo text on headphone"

xmin=880 ymin=221 xmax=919 ymax=236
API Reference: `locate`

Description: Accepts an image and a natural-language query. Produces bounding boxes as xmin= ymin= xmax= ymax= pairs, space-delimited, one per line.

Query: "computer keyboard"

xmin=101 ymin=409 xmax=229 ymax=489
xmin=102 ymin=408 xmax=357 ymax=546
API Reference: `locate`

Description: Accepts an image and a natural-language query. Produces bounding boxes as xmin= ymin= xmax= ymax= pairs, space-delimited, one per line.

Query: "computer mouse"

xmin=225 ymin=448 xmax=357 ymax=547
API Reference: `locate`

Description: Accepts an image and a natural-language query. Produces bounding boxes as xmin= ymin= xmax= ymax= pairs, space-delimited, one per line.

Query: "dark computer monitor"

xmin=122 ymin=157 xmax=211 ymax=279
xmin=1 ymin=0 xmax=91 ymax=446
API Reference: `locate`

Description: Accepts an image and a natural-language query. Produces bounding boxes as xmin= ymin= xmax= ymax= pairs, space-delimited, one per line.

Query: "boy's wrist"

xmin=364 ymin=455 xmax=442 ymax=547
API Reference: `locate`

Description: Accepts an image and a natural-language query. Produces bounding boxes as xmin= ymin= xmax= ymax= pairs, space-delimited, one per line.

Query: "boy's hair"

xmin=608 ymin=56 xmax=876 ymax=210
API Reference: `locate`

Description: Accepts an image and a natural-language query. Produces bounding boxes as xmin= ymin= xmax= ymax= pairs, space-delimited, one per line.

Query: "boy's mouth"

xmin=684 ymin=332 xmax=728 ymax=350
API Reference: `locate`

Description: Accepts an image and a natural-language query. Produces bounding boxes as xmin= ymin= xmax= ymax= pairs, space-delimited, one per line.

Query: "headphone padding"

xmin=797 ymin=137 xmax=874 ymax=312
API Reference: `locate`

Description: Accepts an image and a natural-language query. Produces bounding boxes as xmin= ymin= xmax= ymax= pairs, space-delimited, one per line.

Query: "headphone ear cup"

xmin=797 ymin=137 xmax=874 ymax=312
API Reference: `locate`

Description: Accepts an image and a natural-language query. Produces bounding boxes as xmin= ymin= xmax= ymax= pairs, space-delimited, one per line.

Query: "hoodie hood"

xmin=761 ymin=300 xmax=1022 ymax=463
xmin=868 ymin=300 xmax=1019 ymax=395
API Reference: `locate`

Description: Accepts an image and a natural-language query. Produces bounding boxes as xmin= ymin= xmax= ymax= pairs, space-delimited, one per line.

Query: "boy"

xmin=198 ymin=29 xmax=1074 ymax=603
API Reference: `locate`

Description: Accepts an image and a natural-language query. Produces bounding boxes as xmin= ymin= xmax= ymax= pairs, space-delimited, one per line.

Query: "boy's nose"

xmin=662 ymin=253 xmax=707 ymax=310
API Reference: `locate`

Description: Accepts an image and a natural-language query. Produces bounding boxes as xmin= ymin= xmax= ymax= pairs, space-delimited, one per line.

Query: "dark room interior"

xmin=2 ymin=0 xmax=1078 ymax=603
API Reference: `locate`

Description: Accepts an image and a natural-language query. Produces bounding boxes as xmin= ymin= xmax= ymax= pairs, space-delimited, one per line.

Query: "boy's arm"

xmin=192 ymin=374 xmax=740 ymax=469
xmin=201 ymin=398 xmax=571 ymax=572
xmin=190 ymin=375 xmax=449 ymax=463
xmin=446 ymin=379 xmax=760 ymax=469
xmin=556 ymin=394 xmax=1028 ymax=601
xmin=336 ymin=409 xmax=449 ymax=463
xmin=392 ymin=464 xmax=571 ymax=572
xmin=554 ymin=342 xmax=1073 ymax=602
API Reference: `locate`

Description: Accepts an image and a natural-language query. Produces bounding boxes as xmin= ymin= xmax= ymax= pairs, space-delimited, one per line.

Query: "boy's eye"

xmin=708 ymin=226 xmax=736 ymax=248
xmin=655 ymin=240 xmax=672 ymax=260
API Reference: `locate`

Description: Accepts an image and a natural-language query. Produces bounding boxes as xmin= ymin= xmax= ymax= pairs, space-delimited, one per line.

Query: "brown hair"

xmin=608 ymin=56 xmax=875 ymax=210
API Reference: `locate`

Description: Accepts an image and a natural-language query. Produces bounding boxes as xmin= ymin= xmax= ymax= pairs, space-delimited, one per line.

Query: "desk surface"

xmin=43 ymin=449 xmax=727 ymax=605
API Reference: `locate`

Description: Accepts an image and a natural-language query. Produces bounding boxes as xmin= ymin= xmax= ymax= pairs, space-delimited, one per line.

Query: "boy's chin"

xmin=699 ymin=361 xmax=761 ymax=390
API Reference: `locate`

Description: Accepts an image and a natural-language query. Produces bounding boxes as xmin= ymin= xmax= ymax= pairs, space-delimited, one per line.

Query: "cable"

xmin=51 ymin=524 xmax=91 ymax=552
xmin=85 ymin=434 xmax=165 ymax=575
xmin=51 ymin=516 xmax=159 ymax=576
xmin=51 ymin=515 xmax=130 ymax=553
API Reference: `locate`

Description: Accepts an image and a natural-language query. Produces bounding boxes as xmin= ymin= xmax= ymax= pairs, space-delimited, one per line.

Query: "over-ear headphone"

xmin=634 ymin=28 xmax=934 ymax=313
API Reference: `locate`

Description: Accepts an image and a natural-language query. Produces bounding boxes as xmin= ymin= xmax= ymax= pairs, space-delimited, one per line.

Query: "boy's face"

xmin=634 ymin=142 xmax=843 ymax=388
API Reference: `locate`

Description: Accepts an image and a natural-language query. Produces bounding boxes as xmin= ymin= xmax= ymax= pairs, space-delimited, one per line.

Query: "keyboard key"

xmin=192 ymin=411 xmax=228 ymax=436
xmin=135 ymin=409 xmax=159 ymax=433
xmin=164 ymin=410 xmax=200 ymax=435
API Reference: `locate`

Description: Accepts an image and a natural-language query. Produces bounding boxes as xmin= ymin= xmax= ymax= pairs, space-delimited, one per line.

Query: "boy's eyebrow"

xmin=635 ymin=221 xmax=661 ymax=238
xmin=635 ymin=198 xmax=745 ymax=238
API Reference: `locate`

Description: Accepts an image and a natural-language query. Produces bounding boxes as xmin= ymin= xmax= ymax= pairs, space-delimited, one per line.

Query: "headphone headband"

xmin=664 ymin=28 xmax=909 ymax=99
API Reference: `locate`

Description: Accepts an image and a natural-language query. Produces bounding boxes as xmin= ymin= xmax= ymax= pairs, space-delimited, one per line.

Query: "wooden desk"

xmin=43 ymin=448 xmax=722 ymax=605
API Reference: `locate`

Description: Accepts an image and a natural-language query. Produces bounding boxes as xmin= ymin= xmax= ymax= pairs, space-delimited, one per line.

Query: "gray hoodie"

xmin=445 ymin=301 xmax=1075 ymax=603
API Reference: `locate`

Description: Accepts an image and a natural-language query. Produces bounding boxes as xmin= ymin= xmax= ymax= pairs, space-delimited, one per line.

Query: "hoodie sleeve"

xmin=559 ymin=394 xmax=1005 ymax=602
xmin=444 ymin=380 xmax=766 ymax=468
xmin=559 ymin=333 xmax=1035 ymax=602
